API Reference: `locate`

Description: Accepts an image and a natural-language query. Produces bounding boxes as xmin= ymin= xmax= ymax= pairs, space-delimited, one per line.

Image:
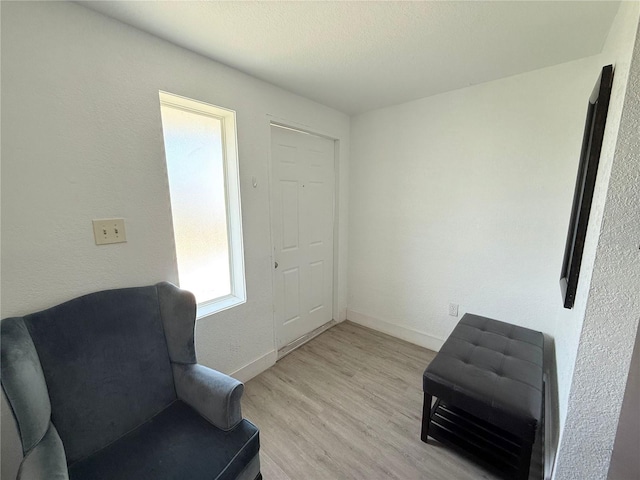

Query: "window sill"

xmin=196 ymin=294 xmax=246 ymax=320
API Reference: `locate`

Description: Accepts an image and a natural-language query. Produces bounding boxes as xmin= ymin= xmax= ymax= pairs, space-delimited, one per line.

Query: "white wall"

xmin=346 ymin=57 xmax=595 ymax=475
xmin=348 ymin=56 xmax=602 ymax=347
xmin=0 ymin=2 xmax=349 ymax=478
xmin=608 ymin=323 xmax=640 ymax=480
xmin=552 ymin=1 xmax=640 ymax=435
xmin=553 ymin=13 xmax=640 ymax=479
xmin=348 ymin=5 xmax=639 ymax=476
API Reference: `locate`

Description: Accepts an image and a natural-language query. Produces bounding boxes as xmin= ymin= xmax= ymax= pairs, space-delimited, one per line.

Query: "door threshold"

xmin=277 ymin=320 xmax=337 ymax=360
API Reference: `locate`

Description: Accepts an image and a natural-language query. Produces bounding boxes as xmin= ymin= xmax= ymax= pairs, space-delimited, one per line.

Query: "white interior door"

xmin=271 ymin=125 xmax=335 ymax=349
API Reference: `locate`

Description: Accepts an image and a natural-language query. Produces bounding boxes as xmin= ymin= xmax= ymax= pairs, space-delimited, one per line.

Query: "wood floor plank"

xmin=243 ymin=321 xmax=499 ymax=479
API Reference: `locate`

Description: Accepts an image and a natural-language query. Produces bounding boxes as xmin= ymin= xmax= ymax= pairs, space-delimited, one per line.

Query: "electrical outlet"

xmin=93 ymin=218 xmax=127 ymax=245
xmin=449 ymin=303 xmax=459 ymax=317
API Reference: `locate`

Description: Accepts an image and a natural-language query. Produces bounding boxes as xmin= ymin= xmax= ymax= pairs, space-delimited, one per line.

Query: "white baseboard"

xmin=229 ymin=350 xmax=277 ymax=383
xmin=346 ymin=310 xmax=445 ymax=352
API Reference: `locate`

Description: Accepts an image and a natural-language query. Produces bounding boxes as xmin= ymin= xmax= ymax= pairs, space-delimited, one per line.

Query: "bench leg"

xmin=517 ymin=439 xmax=534 ymax=480
xmin=421 ymin=392 xmax=432 ymax=443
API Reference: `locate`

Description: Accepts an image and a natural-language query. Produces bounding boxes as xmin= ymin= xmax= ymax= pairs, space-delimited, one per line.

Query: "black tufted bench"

xmin=421 ymin=313 xmax=544 ymax=480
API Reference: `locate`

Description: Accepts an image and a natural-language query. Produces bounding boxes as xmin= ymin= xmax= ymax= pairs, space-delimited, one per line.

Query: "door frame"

xmin=266 ymin=117 xmax=341 ymax=353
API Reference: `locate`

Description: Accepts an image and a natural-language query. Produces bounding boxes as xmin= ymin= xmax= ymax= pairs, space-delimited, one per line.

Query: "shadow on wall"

xmin=543 ymin=334 xmax=559 ymax=480
xmin=607 ymin=321 xmax=640 ymax=480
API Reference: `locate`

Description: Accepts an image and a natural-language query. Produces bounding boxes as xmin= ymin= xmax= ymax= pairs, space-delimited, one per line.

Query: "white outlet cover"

xmin=93 ymin=218 xmax=127 ymax=245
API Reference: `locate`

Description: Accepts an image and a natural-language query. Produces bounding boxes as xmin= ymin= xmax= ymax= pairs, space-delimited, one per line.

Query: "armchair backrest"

xmin=1 ymin=282 xmax=197 ymax=465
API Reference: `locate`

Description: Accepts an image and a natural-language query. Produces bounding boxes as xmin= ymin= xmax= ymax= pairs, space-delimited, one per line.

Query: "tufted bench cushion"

xmin=424 ymin=313 xmax=544 ymax=439
xmin=422 ymin=313 xmax=544 ymax=479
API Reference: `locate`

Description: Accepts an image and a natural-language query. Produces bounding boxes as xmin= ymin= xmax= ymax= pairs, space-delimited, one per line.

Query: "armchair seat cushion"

xmin=68 ymin=400 xmax=259 ymax=480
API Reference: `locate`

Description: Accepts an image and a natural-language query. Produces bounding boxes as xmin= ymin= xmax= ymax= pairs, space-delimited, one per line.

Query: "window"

xmin=159 ymin=91 xmax=245 ymax=317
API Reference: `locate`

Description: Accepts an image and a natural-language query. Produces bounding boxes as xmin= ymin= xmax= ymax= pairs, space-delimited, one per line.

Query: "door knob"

xmin=274 ymin=261 xmax=278 ymax=269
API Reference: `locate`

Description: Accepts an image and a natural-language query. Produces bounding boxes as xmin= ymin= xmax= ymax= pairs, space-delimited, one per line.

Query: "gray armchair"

xmin=1 ymin=282 xmax=261 ymax=480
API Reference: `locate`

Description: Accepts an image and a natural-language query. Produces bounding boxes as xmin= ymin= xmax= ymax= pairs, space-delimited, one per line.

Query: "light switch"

xmin=93 ymin=218 xmax=127 ymax=245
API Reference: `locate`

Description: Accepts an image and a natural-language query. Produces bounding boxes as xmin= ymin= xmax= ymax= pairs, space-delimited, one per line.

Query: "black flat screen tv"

xmin=560 ymin=64 xmax=614 ymax=309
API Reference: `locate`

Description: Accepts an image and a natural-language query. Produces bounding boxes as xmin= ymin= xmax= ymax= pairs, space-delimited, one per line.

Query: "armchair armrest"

xmin=18 ymin=424 xmax=68 ymax=480
xmin=172 ymin=363 xmax=244 ymax=431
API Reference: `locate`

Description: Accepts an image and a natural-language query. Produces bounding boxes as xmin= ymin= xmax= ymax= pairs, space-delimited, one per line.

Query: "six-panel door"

xmin=271 ymin=125 xmax=335 ymax=349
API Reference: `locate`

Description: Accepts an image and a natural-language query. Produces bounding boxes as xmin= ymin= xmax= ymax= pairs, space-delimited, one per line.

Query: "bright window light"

xmin=159 ymin=91 xmax=245 ymax=317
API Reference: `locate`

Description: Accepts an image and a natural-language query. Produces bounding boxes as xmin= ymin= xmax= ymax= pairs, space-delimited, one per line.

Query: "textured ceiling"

xmin=78 ymin=1 xmax=620 ymax=114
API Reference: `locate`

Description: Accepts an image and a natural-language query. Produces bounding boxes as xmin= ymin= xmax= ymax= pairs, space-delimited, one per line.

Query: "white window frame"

xmin=159 ymin=91 xmax=246 ymax=318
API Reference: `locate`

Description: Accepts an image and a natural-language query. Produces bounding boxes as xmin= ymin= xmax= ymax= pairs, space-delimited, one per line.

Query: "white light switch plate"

xmin=93 ymin=218 xmax=126 ymax=245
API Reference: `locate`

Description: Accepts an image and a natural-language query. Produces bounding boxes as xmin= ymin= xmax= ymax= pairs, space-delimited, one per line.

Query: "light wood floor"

xmin=242 ymin=321 xmax=501 ymax=480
